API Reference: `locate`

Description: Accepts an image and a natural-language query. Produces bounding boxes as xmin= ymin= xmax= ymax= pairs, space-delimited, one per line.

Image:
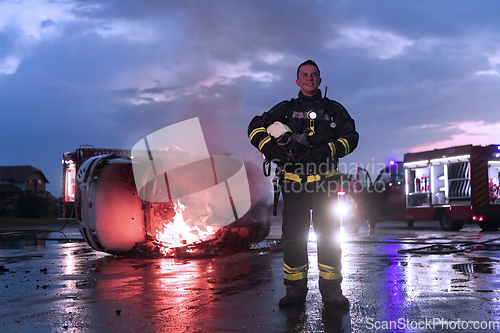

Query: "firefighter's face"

xmin=296 ymin=64 xmax=321 ymax=97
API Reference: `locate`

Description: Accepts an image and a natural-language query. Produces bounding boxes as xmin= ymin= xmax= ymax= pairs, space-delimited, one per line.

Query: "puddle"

xmin=453 ymin=257 xmax=499 ymax=275
xmin=0 ymin=228 xmax=84 ymax=250
xmin=75 ymin=280 xmax=97 ymax=289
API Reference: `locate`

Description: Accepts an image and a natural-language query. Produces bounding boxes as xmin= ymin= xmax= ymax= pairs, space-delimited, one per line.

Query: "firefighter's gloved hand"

xmin=311 ymin=145 xmax=330 ymax=164
xmin=262 ymin=141 xmax=287 ymax=165
xmin=287 ymin=133 xmax=311 ymax=162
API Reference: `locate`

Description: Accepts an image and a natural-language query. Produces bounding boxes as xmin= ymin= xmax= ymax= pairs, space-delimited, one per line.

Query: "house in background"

xmin=0 ymin=165 xmax=49 ymax=201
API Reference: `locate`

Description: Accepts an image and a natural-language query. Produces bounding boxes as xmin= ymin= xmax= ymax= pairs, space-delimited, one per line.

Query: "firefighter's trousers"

xmin=281 ymin=175 xmax=342 ymax=287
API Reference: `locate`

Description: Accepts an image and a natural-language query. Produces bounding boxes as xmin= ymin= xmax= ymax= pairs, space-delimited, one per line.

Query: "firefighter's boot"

xmin=319 ymin=277 xmax=349 ymax=308
xmin=279 ymin=279 xmax=308 ymax=308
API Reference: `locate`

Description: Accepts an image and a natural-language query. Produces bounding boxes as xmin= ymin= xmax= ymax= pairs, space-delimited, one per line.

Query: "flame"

xmin=155 ymin=201 xmax=219 ymax=256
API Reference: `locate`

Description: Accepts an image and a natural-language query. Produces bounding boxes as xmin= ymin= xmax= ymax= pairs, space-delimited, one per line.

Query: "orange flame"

xmin=155 ymin=201 xmax=219 ymax=256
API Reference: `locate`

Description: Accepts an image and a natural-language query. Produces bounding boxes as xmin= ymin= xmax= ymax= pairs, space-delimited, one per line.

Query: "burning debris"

xmin=128 ymin=224 xmax=261 ymax=258
xmin=149 ymin=201 xmax=217 ymax=250
xmin=127 ymin=198 xmax=266 ymax=258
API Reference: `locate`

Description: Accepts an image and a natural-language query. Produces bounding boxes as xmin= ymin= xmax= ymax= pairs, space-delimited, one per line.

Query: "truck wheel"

xmin=407 ymin=221 xmax=414 ymax=228
xmin=478 ymin=221 xmax=500 ymax=232
xmin=439 ymin=213 xmax=464 ymax=231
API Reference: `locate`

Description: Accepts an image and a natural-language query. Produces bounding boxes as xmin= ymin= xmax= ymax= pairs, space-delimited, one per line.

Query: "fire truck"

xmin=62 ymin=145 xmax=131 ymax=218
xmin=62 ymin=145 xmax=273 ymax=255
xmin=356 ymin=144 xmax=500 ymax=231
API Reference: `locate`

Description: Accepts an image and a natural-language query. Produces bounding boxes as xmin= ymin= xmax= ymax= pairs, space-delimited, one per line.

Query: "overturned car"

xmin=71 ymin=149 xmax=273 ymax=257
xmin=63 ymin=124 xmax=273 ymax=257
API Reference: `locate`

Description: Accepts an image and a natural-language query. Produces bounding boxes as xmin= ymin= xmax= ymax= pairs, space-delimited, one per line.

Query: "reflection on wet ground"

xmin=2 ymin=221 xmax=500 ymax=332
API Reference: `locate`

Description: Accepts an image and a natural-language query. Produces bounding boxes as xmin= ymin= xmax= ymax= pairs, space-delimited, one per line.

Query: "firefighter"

xmin=248 ymin=60 xmax=359 ymax=308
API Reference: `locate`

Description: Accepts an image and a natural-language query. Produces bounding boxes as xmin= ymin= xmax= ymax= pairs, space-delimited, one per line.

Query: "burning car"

xmin=73 ymin=151 xmax=273 ymax=257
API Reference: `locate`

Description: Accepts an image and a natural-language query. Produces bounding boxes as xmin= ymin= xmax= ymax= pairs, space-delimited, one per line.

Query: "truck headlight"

xmin=335 ymin=202 xmax=349 ymax=217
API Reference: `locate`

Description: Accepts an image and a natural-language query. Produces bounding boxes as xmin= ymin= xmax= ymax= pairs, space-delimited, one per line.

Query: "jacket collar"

xmin=298 ymin=89 xmax=322 ymax=102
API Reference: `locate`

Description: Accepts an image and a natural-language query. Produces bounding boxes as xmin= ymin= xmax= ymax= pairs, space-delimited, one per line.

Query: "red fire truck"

xmin=356 ymin=144 xmax=500 ymax=231
xmin=62 ymin=145 xmax=131 ymax=218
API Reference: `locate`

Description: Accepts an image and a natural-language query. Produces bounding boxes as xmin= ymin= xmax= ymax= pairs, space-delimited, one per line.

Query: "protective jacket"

xmin=248 ymin=90 xmax=359 ymax=175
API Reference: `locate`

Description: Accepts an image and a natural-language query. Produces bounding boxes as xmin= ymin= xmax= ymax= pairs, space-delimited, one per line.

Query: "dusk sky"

xmin=1 ymin=0 xmax=500 ymax=196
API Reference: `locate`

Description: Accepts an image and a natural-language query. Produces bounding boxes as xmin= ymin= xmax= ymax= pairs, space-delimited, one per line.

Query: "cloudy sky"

xmin=1 ymin=0 xmax=500 ymax=196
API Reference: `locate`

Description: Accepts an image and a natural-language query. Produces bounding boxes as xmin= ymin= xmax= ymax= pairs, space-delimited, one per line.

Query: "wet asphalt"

xmin=2 ymin=220 xmax=500 ymax=333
